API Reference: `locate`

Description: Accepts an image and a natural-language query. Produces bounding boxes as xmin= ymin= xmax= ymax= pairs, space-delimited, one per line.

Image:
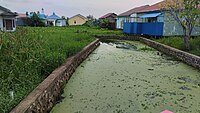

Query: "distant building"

xmin=99 ymin=13 xmax=117 ymax=29
xmin=47 ymin=12 xmax=66 ymax=26
xmin=0 ymin=5 xmax=17 ymax=32
xmin=123 ymin=1 xmax=200 ymax=36
xmin=28 ymin=8 xmax=48 ymax=25
xmin=99 ymin=13 xmax=117 ymax=23
xmin=16 ymin=13 xmax=29 ymax=26
xmin=68 ymin=14 xmax=88 ymax=26
xmin=116 ymin=5 xmax=149 ymax=29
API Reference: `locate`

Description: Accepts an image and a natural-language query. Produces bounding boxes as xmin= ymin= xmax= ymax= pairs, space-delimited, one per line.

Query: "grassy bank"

xmin=0 ymin=26 xmax=123 ymax=113
xmin=155 ymin=37 xmax=200 ymax=56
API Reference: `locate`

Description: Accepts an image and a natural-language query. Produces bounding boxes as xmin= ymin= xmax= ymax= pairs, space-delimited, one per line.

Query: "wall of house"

xmin=116 ymin=16 xmax=132 ymax=29
xmin=68 ymin=16 xmax=87 ymax=26
xmin=56 ymin=20 xmax=66 ymax=27
xmin=116 ymin=17 xmax=125 ymax=29
xmin=2 ymin=16 xmax=16 ymax=32
xmin=0 ymin=10 xmax=4 ymax=14
xmin=0 ymin=16 xmax=3 ymax=31
xmin=163 ymin=13 xmax=200 ymax=36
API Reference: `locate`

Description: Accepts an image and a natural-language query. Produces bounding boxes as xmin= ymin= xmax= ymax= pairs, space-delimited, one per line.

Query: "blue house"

xmin=28 ymin=8 xmax=48 ymax=25
xmin=47 ymin=12 xmax=66 ymax=26
xmin=123 ymin=1 xmax=200 ymax=36
xmin=116 ymin=5 xmax=149 ymax=29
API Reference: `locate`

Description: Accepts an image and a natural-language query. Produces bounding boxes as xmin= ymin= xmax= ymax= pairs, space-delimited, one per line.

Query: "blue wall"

xmin=123 ymin=22 xmax=164 ymax=36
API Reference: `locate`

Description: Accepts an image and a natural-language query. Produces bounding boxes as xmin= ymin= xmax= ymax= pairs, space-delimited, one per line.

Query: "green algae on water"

xmin=51 ymin=40 xmax=200 ymax=113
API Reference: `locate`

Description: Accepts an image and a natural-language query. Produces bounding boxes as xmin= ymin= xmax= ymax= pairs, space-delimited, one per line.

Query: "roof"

xmin=118 ymin=5 xmax=149 ymax=17
xmin=69 ymin=14 xmax=87 ymax=20
xmin=99 ymin=13 xmax=117 ymax=19
xmin=37 ymin=13 xmax=46 ymax=20
xmin=16 ymin=13 xmax=27 ymax=18
xmin=139 ymin=12 xmax=162 ymax=18
xmin=29 ymin=12 xmax=47 ymax=19
xmin=47 ymin=12 xmax=61 ymax=19
xmin=137 ymin=1 xmax=165 ymax=13
xmin=0 ymin=5 xmax=17 ymax=16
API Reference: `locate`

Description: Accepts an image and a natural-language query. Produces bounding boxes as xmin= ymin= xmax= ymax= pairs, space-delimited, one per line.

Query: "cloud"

xmin=0 ymin=0 xmax=163 ymax=18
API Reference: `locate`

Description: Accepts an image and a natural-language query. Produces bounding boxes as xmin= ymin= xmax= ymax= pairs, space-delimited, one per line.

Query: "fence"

xmin=123 ymin=22 xmax=164 ymax=36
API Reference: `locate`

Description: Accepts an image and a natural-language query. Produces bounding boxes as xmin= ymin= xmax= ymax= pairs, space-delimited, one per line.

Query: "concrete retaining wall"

xmin=10 ymin=39 xmax=100 ymax=113
xmin=96 ymin=36 xmax=200 ymax=70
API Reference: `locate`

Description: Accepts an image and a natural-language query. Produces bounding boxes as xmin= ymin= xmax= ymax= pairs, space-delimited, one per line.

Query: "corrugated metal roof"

xmin=99 ymin=13 xmax=117 ymax=19
xmin=47 ymin=12 xmax=61 ymax=19
xmin=118 ymin=5 xmax=149 ymax=17
xmin=138 ymin=1 xmax=164 ymax=13
xmin=69 ymin=14 xmax=87 ymax=20
xmin=38 ymin=13 xmax=46 ymax=19
xmin=0 ymin=5 xmax=17 ymax=16
xmin=139 ymin=13 xmax=162 ymax=18
xmin=16 ymin=13 xmax=27 ymax=18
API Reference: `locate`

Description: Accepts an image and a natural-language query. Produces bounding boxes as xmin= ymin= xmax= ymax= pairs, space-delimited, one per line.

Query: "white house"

xmin=47 ymin=12 xmax=66 ymax=26
xmin=0 ymin=5 xmax=17 ymax=32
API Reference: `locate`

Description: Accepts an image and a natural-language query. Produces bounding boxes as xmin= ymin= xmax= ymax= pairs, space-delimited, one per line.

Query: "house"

xmin=0 ymin=5 xmax=17 ymax=32
xmin=16 ymin=13 xmax=29 ymax=26
xmin=28 ymin=8 xmax=48 ymax=25
xmin=99 ymin=13 xmax=117 ymax=23
xmin=68 ymin=14 xmax=88 ymax=26
xmin=123 ymin=1 xmax=200 ymax=36
xmin=99 ymin=13 xmax=117 ymax=29
xmin=116 ymin=5 xmax=149 ymax=29
xmin=47 ymin=12 xmax=66 ymax=26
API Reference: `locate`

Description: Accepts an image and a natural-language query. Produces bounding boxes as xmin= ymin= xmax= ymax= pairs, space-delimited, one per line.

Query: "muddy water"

xmin=51 ymin=40 xmax=200 ymax=113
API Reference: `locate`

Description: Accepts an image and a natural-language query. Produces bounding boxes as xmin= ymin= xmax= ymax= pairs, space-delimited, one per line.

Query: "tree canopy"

xmin=161 ymin=0 xmax=200 ymax=50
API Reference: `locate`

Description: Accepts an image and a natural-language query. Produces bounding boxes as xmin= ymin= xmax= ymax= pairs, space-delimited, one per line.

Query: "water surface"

xmin=51 ymin=40 xmax=200 ymax=113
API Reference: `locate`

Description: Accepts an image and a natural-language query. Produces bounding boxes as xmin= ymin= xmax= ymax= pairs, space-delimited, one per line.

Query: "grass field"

xmin=155 ymin=37 xmax=200 ymax=56
xmin=0 ymin=26 xmax=123 ymax=113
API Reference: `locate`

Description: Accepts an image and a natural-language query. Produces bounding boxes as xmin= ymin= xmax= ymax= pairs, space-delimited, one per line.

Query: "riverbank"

xmin=51 ymin=40 xmax=200 ymax=113
xmin=0 ymin=26 xmax=123 ymax=113
xmin=154 ymin=36 xmax=200 ymax=56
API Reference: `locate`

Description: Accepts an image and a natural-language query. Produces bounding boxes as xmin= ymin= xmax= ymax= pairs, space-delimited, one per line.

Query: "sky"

xmin=0 ymin=0 xmax=163 ymax=18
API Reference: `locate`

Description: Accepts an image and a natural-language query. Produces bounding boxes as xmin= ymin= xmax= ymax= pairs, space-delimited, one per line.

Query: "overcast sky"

xmin=0 ymin=0 xmax=163 ymax=18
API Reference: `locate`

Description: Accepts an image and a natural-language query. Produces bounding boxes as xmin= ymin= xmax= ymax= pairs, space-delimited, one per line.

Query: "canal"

xmin=51 ymin=40 xmax=200 ymax=113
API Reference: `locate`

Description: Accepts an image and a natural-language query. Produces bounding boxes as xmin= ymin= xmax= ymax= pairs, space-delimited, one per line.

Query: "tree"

xmin=161 ymin=0 xmax=200 ymax=50
xmin=84 ymin=15 xmax=100 ymax=27
xmin=29 ymin=12 xmax=45 ymax=27
xmin=86 ymin=15 xmax=94 ymax=21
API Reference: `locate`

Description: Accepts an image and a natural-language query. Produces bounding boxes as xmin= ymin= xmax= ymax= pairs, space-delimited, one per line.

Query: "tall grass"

xmin=155 ymin=36 xmax=200 ymax=56
xmin=0 ymin=26 xmax=124 ymax=113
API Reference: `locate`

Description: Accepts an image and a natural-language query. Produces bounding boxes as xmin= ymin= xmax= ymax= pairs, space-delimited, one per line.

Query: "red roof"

xmin=16 ymin=13 xmax=27 ymax=18
xmin=99 ymin=13 xmax=117 ymax=19
xmin=118 ymin=5 xmax=149 ymax=17
xmin=138 ymin=1 xmax=165 ymax=13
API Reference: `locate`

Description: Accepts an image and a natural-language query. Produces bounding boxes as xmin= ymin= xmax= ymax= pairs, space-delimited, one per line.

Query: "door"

xmin=5 ymin=19 xmax=13 ymax=30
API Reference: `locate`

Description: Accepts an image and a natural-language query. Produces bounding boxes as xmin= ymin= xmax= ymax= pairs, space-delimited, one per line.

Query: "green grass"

xmin=0 ymin=26 xmax=124 ymax=113
xmin=155 ymin=36 xmax=200 ymax=56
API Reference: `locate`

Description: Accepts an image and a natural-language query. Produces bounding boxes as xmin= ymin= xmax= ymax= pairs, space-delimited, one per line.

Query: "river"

xmin=51 ymin=40 xmax=200 ymax=113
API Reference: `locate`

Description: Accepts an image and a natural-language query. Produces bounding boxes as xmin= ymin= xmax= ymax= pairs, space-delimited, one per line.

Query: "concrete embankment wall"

xmin=10 ymin=39 xmax=100 ymax=113
xmin=96 ymin=36 xmax=200 ymax=70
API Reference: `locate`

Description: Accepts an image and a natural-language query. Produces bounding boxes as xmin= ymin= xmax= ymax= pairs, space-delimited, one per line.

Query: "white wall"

xmin=56 ymin=20 xmax=66 ymax=26
xmin=0 ymin=16 xmax=3 ymax=31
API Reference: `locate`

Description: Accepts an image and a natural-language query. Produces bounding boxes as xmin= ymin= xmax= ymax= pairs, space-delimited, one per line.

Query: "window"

xmin=13 ymin=20 xmax=15 ymax=28
xmin=3 ymin=19 xmax=5 ymax=27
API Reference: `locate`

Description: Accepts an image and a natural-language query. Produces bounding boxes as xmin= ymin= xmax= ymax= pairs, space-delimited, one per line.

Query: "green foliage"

xmin=0 ymin=26 xmax=123 ymax=113
xmin=84 ymin=15 xmax=100 ymax=27
xmin=155 ymin=36 xmax=200 ymax=56
xmin=162 ymin=0 xmax=200 ymax=50
xmin=28 ymin=12 xmax=45 ymax=27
